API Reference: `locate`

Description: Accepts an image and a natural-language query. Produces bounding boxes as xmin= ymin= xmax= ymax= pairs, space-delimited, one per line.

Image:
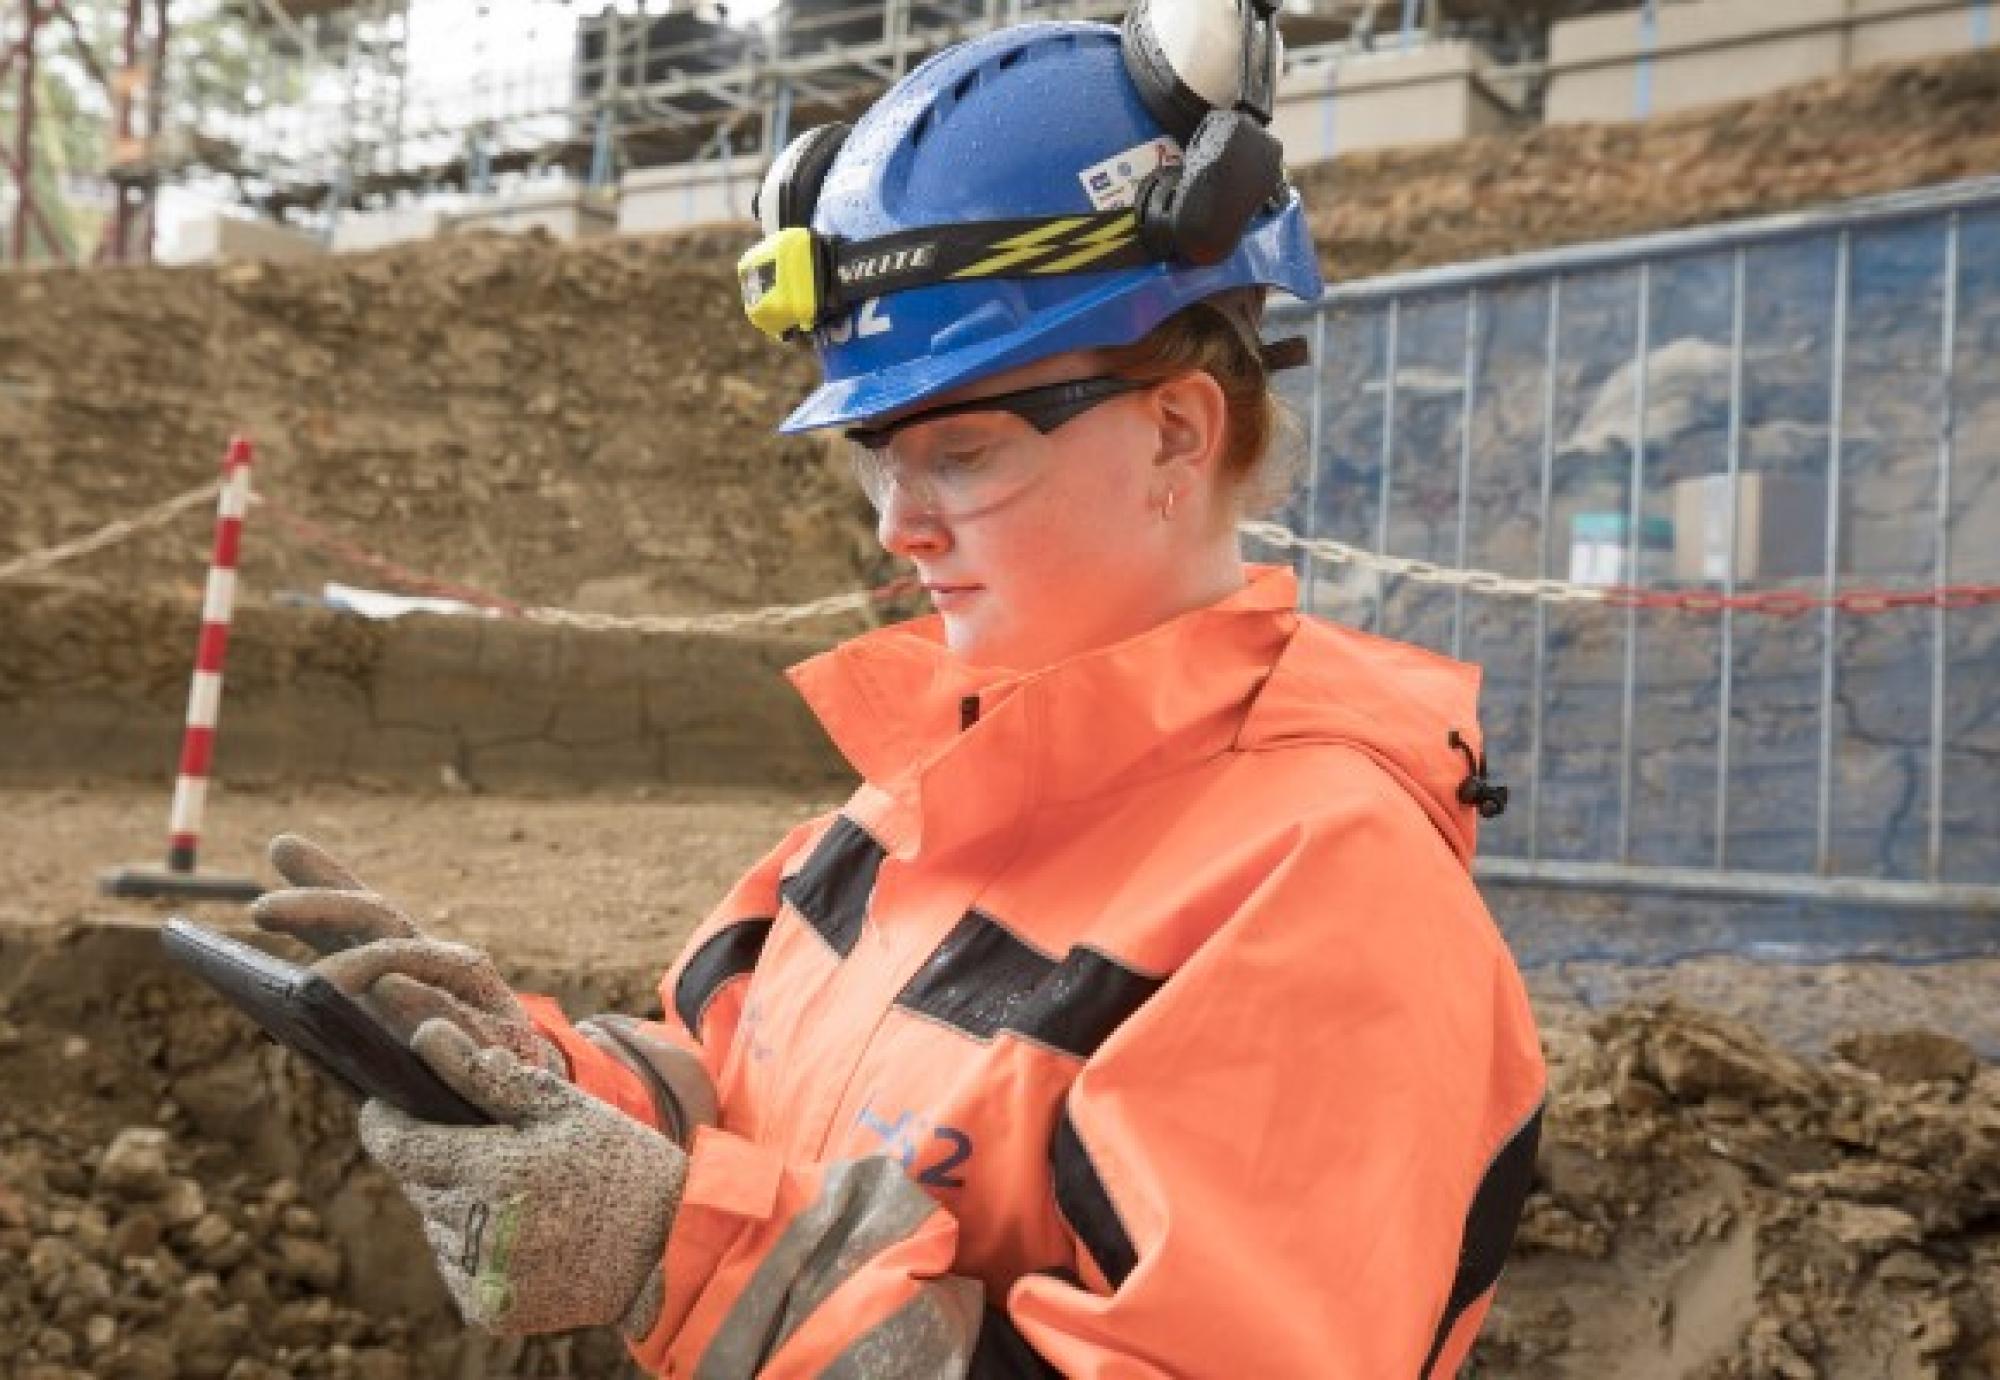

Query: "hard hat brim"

xmin=779 ymin=203 xmax=1322 ymax=436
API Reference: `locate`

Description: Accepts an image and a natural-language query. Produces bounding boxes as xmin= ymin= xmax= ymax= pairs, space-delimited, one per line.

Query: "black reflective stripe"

xmin=673 ymin=917 xmax=774 ymax=1037
xmin=778 ymin=816 xmax=885 ymax=958
xmin=826 ymin=210 xmax=1148 ymax=308
xmin=1419 ymin=1102 xmax=1545 ymax=1380
xmin=967 ymin=1301 xmax=1064 ymax=1380
xmin=1051 ymin=1105 xmax=1138 ymax=1290
xmin=895 ymin=910 xmax=1166 ymax=1058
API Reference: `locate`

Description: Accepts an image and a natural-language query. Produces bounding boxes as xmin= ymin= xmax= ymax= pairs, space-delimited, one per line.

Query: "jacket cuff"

xmin=625 ymin=1126 xmax=787 ymax=1373
xmin=517 ymin=992 xmax=658 ymax=1129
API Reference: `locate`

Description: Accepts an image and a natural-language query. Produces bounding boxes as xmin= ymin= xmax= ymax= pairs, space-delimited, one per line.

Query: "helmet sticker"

xmin=1078 ymin=137 xmax=1183 ymax=211
xmin=821 ymin=298 xmax=895 ymax=345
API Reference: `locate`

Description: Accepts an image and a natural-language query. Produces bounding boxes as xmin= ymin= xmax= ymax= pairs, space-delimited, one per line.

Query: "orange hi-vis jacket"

xmin=525 ymin=564 xmax=1547 ymax=1379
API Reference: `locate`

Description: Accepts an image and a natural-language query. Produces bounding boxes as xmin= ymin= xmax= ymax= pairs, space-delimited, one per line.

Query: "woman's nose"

xmin=876 ymin=484 xmax=950 ymax=558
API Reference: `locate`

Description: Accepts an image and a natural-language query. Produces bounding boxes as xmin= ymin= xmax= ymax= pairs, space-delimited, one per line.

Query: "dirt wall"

xmin=0 ymin=920 xmax=655 ymax=1380
xmin=6 ymin=50 xmax=2000 ymax=625
xmin=1298 ymin=46 xmax=2000 ymax=281
xmin=0 ymin=586 xmax=850 ymax=792
xmin=0 ymin=228 xmax=882 ymax=622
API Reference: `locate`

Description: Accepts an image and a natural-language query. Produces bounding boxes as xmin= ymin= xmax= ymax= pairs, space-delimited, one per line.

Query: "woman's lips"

xmin=924 ymin=584 xmax=982 ymax=610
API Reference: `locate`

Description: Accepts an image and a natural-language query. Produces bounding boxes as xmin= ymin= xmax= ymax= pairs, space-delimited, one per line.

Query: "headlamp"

xmin=737 ymin=228 xmax=826 ymax=341
xmin=738 ymin=211 xmax=1157 ymax=343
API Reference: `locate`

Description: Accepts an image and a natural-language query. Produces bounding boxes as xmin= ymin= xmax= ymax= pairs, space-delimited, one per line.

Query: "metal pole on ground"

xmin=100 ymin=438 xmax=264 ymax=904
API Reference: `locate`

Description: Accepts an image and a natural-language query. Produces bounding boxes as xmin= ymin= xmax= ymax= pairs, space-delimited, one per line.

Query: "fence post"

xmin=1715 ymin=247 xmax=1747 ymax=869
xmin=1617 ymin=265 xmax=1651 ymax=863
xmin=1929 ymin=214 xmax=1962 ymax=881
xmin=1301 ymin=311 xmax=1328 ymax=611
xmin=1815 ymin=231 xmax=1853 ymax=877
xmin=1528 ymin=278 xmax=1562 ymax=861
xmin=1452 ymin=289 xmax=1479 ymax=661
xmin=1375 ymin=298 xmax=1401 ymax=633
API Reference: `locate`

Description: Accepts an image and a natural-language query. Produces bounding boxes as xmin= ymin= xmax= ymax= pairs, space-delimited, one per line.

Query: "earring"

xmin=1161 ymin=488 xmax=1178 ymax=522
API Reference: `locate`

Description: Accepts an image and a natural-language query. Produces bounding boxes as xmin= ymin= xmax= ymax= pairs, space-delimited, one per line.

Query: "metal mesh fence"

xmin=1262 ymin=177 xmax=2000 ymax=908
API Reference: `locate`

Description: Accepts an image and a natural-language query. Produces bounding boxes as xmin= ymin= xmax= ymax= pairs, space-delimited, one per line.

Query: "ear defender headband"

xmin=1121 ymin=0 xmax=1287 ymax=266
xmin=737 ymin=1 xmax=1301 ymax=352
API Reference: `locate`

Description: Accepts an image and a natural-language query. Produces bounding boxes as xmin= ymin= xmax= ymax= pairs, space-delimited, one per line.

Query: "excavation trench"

xmin=0 ymin=919 xmax=658 ymax=1380
xmin=4 ymin=917 xmax=1999 ymax=1379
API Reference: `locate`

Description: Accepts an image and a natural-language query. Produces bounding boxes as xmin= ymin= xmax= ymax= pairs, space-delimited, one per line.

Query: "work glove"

xmin=249 ymin=834 xmax=565 ymax=1076
xmin=360 ymin=1018 xmax=685 ymax=1338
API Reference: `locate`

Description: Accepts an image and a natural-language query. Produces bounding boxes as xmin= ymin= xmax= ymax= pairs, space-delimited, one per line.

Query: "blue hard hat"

xmin=778 ymin=20 xmax=1324 ymax=435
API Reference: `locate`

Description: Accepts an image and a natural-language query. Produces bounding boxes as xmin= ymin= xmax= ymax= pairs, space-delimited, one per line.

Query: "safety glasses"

xmin=844 ymin=376 xmax=1150 ymax=451
xmin=845 ymin=375 xmax=1152 ymax=519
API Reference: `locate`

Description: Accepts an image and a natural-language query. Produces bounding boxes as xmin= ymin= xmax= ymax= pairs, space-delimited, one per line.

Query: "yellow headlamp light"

xmin=738 ymin=206 xmax=1156 ymax=345
xmin=738 ymin=228 xmax=826 ymax=341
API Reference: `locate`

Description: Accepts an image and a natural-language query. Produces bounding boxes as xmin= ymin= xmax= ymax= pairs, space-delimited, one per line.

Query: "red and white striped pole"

xmin=166 ymin=436 xmax=252 ymax=873
xmin=101 ymin=436 xmax=264 ymax=902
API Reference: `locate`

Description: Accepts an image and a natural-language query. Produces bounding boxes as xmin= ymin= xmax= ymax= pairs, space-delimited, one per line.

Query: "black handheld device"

xmin=160 ymin=918 xmax=494 ymax=1127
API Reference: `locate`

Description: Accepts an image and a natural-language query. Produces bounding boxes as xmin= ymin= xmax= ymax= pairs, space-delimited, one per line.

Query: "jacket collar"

xmin=787 ymin=562 xmax=1492 ymax=867
xmin=787 ymin=566 xmax=1301 ymax=860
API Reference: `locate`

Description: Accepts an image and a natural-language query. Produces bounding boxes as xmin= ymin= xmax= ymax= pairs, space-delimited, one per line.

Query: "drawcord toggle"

xmin=1447 ymin=730 xmax=1509 ymax=819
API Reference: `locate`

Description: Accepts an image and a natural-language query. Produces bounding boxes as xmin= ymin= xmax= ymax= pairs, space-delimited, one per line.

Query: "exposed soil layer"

xmin=0 ymin=228 xmax=882 ymax=626
xmin=1481 ymin=1001 xmax=2000 ymax=1379
xmin=0 ymin=586 xmax=851 ymax=792
xmin=1299 ymin=48 xmax=2000 ymax=282
xmin=6 ymin=50 xmax=2000 ymax=618
xmin=2 ymin=786 xmax=1997 ymax=1378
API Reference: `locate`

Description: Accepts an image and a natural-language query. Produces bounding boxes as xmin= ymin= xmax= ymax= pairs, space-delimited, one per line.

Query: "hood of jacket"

xmin=786 ymin=564 xmax=1490 ymax=864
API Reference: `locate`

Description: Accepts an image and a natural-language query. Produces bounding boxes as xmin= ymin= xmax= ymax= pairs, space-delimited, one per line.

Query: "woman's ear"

xmin=1150 ymin=370 xmax=1228 ymax=488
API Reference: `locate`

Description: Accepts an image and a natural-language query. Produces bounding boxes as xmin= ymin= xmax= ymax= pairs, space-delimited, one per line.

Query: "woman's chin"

xmin=940 ymin=608 xmax=1013 ymax=667
xmin=940 ymin=615 xmax=985 ymax=660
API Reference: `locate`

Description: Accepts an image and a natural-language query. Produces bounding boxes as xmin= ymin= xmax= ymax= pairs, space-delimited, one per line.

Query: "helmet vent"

xmin=910 ymin=34 xmax=1072 ymax=148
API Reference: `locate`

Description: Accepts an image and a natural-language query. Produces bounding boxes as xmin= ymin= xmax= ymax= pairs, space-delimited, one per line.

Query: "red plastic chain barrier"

xmin=256 ymin=497 xmax=2000 ymax=625
xmin=256 ymin=495 xmax=920 ymax=625
xmin=256 ymin=498 xmax=526 ymax=614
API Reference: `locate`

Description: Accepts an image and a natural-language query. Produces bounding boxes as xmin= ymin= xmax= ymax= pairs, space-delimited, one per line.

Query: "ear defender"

xmin=753 ymin=122 xmax=852 ymax=235
xmin=1121 ymin=0 xmax=1290 ymax=267
xmin=742 ymin=124 xmax=852 ymax=339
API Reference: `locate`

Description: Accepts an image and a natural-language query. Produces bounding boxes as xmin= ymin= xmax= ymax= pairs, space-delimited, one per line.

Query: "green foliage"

xmin=0 ymin=0 xmax=307 ymax=260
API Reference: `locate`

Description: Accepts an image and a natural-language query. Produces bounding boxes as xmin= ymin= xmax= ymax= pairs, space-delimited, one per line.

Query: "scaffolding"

xmin=251 ymin=0 xmax=1564 ymax=212
xmin=2 ymin=0 xmax=1641 ymax=265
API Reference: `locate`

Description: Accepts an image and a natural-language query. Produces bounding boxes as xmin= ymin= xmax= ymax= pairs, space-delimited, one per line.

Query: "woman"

xmin=253 ymin=18 xmax=1545 ymax=1378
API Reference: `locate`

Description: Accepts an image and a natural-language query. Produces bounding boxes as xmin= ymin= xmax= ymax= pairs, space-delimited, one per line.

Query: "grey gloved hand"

xmin=250 ymin=834 xmax=564 ymax=1076
xmin=253 ymin=833 xmax=419 ymax=953
xmin=361 ymin=1019 xmax=686 ymax=1339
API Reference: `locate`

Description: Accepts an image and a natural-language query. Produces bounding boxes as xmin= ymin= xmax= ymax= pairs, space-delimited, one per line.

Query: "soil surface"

xmin=1 ymin=782 xmax=828 ymax=977
xmin=3 ymin=785 xmax=1998 ymax=1378
xmin=9 ymin=782 xmax=2000 ymax=1057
